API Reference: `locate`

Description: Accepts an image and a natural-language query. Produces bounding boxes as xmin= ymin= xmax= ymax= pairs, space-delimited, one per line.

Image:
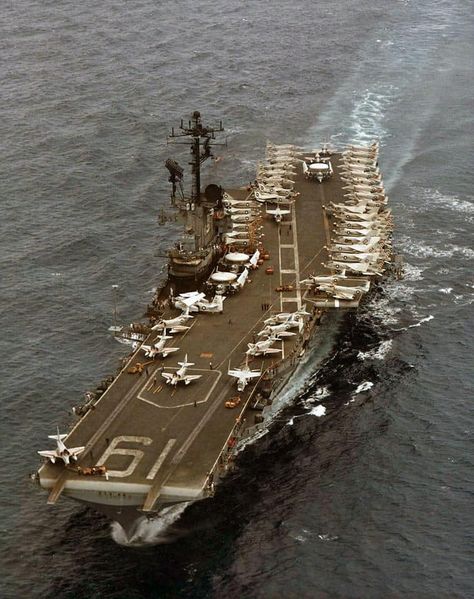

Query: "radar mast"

xmin=166 ymin=110 xmax=224 ymax=204
xmin=164 ymin=112 xmax=226 ymax=284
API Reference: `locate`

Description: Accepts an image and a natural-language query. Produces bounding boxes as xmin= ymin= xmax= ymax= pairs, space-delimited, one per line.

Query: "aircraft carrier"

xmin=35 ymin=111 xmax=400 ymax=538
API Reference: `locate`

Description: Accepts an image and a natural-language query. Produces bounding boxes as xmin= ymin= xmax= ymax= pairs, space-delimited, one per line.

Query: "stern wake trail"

xmin=306 ymin=0 xmax=462 ymax=191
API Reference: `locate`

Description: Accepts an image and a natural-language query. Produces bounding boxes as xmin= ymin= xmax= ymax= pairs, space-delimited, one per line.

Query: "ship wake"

xmin=111 ymin=503 xmax=190 ymax=547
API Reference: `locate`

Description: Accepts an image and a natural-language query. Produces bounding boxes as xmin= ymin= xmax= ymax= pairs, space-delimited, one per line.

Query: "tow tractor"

xmin=225 ymin=396 xmax=241 ymax=409
xmin=127 ymin=360 xmax=155 ymax=374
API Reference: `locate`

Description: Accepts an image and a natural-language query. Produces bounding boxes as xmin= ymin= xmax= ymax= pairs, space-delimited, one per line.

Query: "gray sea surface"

xmin=1 ymin=0 xmax=473 ymax=597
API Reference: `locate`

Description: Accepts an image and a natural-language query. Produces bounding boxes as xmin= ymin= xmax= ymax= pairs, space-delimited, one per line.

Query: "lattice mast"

xmin=165 ymin=111 xmax=224 ymax=252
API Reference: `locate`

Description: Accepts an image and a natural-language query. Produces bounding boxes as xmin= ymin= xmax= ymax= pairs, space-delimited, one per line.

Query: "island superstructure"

xmin=35 ymin=112 xmax=399 ymax=537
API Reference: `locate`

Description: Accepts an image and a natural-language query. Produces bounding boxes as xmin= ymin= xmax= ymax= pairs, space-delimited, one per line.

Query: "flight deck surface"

xmin=39 ymin=155 xmax=348 ymax=511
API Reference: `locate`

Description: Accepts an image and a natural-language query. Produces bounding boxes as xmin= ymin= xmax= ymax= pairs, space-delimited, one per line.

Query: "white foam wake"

xmin=304 ymin=386 xmax=331 ymax=403
xmin=418 ymin=189 xmax=474 ymax=217
xmin=287 ymin=405 xmax=327 ymax=426
xmin=354 ymin=381 xmax=374 ymax=394
xmin=111 ymin=502 xmax=190 ymax=547
xmin=309 ymin=405 xmax=327 ymax=417
xmin=392 ymin=314 xmax=434 ymax=332
xmin=399 ymin=237 xmax=474 ymax=261
xmin=403 ymin=262 xmax=424 ymax=281
xmin=358 ymin=339 xmax=393 ymax=361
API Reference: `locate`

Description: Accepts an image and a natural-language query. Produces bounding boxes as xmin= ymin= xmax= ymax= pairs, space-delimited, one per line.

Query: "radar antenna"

xmin=165 ymin=158 xmax=184 ymax=201
xmin=167 ymin=111 xmax=225 ymax=203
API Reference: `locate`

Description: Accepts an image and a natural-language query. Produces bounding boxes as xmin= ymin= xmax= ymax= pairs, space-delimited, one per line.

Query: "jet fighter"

xmin=263 ymin=305 xmax=311 ymax=325
xmin=152 ymin=308 xmax=194 ymax=331
xmin=161 ymin=355 xmax=202 ymax=386
xmin=228 ymin=361 xmax=261 ymax=392
xmin=246 ymin=335 xmax=283 ymax=357
xmin=258 ymin=322 xmax=299 ymax=337
xmin=38 ymin=428 xmax=85 ymax=466
xmin=140 ymin=329 xmax=179 ymax=359
xmin=266 ymin=205 xmax=291 ymax=223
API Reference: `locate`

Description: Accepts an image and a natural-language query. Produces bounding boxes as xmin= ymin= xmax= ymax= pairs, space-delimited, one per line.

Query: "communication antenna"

xmin=108 ymin=284 xmax=121 ymax=334
xmin=165 ymin=158 xmax=184 ymax=201
xmin=166 ymin=111 xmax=225 ymax=203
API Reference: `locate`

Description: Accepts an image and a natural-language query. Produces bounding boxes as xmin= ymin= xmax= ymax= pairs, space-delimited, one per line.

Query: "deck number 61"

xmin=96 ymin=436 xmax=152 ymax=478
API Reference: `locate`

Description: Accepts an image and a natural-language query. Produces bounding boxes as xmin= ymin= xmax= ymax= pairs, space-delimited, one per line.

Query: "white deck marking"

xmin=146 ymin=439 xmax=176 ymax=480
xmin=277 ymin=199 xmax=302 ymax=311
xmin=291 ymin=199 xmax=302 ymax=309
xmin=96 ymin=435 xmax=152 ymax=478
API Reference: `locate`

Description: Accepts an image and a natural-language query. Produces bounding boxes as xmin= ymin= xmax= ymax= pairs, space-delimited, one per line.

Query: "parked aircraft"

xmin=38 ymin=428 xmax=85 ymax=466
xmin=140 ymin=330 xmax=179 ymax=358
xmin=317 ymin=285 xmax=360 ymax=300
xmin=228 ymin=361 xmax=261 ymax=392
xmin=246 ymin=335 xmax=282 ymax=357
xmin=225 ymin=206 xmax=260 ymax=215
xmin=263 ymin=306 xmax=311 ymax=325
xmin=266 ymin=205 xmax=291 ymax=223
xmin=258 ymin=322 xmax=299 ymax=337
xmin=175 ymin=291 xmax=226 ymax=314
xmin=258 ymin=182 xmax=293 ymax=196
xmin=232 ymin=267 xmax=250 ymax=290
xmin=254 ymin=190 xmax=287 ymax=203
xmin=152 ymin=308 xmax=194 ymax=331
xmin=162 ymin=355 xmax=202 ymax=386
xmin=324 ymin=261 xmax=384 ymax=276
xmin=247 ymin=249 xmax=261 ymax=269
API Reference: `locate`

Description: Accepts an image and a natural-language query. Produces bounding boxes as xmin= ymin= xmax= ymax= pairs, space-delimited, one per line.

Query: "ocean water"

xmin=1 ymin=0 xmax=473 ymax=597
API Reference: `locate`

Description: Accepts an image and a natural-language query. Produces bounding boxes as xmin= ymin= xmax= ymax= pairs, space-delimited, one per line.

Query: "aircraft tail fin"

xmin=48 ymin=433 xmax=67 ymax=441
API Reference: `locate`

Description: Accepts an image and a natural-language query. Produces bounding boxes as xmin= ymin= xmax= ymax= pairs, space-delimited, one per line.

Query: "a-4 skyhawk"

xmin=222 ymin=193 xmax=254 ymax=208
xmin=317 ymin=282 xmax=370 ymax=300
xmin=254 ymin=190 xmax=290 ymax=204
xmin=300 ymin=273 xmax=348 ymax=286
xmin=38 ymin=428 xmax=85 ymax=466
xmin=246 ymin=335 xmax=283 ymax=357
xmin=231 ymin=267 xmax=250 ymax=291
xmin=140 ymin=330 xmax=179 ymax=359
xmin=324 ymin=261 xmax=384 ymax=276
xmin=259 ymin=174 xmax=294 ymax=184
xmin=225 ymin=206 xmax=260 ymax=216
xmin=152 ymin=308 xmax=193 ymax=331
xmin=263 ymin=306 xmax=311 ymax=325
xmin=161 ymin=355 xmax=202 ymax=386
xmin=258 ymin=322 xmax=299 ymax=337
xmin=266 ymin=205 xmax=291 ymax=223
xmin=328 ymin=238 xmax=382 ymax=253
xmin=247 ymin=249 xmax=261 ymax=269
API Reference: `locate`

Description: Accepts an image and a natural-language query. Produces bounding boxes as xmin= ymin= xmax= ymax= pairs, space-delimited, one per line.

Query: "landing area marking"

xmin=138 ymin=369 xmax=222 ymax=409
